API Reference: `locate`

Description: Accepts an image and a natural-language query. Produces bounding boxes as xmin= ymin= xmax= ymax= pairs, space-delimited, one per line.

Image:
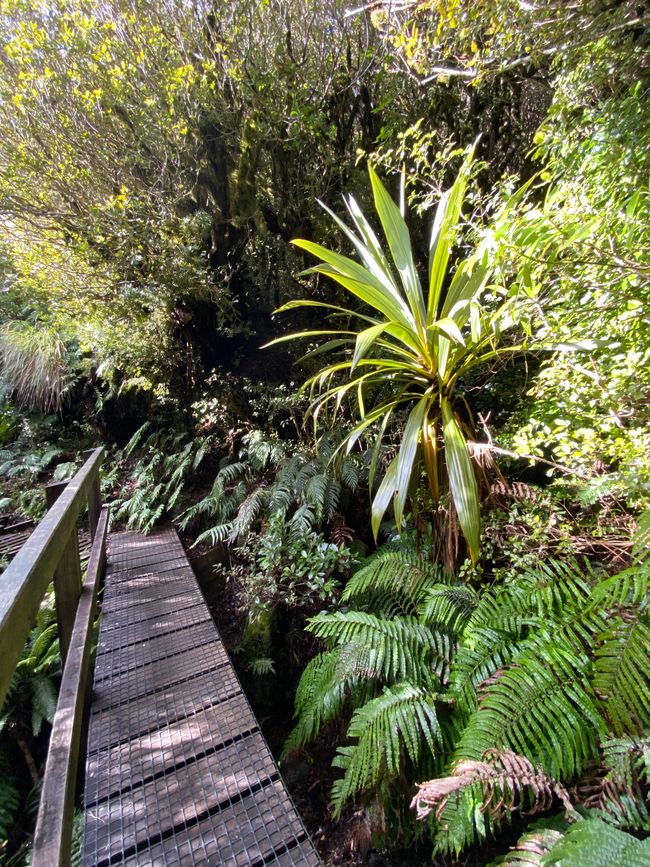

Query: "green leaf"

xmin=352 ymin=323 xmax=387 ymax=371
xmin=394 ymin=395 xmax=429 ymax=527
xmin=368 ymin=165 xmax=426 ymax=335
xmin=441 ymin=397 xmax=480 ymax=562
xmin=429 ymin=317 xmax=466 ymax=346
xmin=428 ymin=142 xmax=477 ymax=323
xmin=291 ymin=240 xmax=415 ymax=332
xmin=372 ymin=454 xmax=398 ymax=540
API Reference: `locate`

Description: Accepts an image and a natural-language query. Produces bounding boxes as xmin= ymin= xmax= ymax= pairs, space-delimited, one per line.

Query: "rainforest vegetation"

xmin=0 ymin=0 xmax=649 ymax=864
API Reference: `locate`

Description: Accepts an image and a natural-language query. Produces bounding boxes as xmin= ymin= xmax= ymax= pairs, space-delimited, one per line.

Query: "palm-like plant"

xmin=269 ymin=145 xmax=543 ymax=560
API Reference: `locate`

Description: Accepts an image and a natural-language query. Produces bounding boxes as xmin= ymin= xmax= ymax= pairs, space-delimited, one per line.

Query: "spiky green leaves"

xmin=269 ymin=145 xmax=506 ymax=558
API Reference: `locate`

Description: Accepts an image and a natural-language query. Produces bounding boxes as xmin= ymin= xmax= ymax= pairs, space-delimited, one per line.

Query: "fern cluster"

xmin=0 ymin=441 xmax=66 ymax=519
xmin=113 ymin=422 xmax=217 ymax=533
xmin=285 ymin=532 xmax=650 ymax=857
xmin=180 ymin=429 xmax=362 ymax=545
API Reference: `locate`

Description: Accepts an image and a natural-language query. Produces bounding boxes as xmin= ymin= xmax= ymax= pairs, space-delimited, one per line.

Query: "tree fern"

xmin=331 ymin=683 xmax=441 ymax=817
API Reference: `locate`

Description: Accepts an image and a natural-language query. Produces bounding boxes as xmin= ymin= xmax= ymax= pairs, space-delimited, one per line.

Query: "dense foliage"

xmin=285 ymin=532 xmax=650 ymax=854
xmin=0 ymin=0 xmax=648 ymax=863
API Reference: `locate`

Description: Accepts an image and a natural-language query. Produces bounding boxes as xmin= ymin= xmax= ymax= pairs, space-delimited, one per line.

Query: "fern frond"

xmin=231 ymin=487 xmax=268 ymax=540
xmin=294 ymin=458 xmax=318 ymax=493
xmin=306 ymin=473 xmax=329 ymax=519
xmin=411 ymin=750 xmax=574 ymax=842
xmin=331 ymin=683 xmax=440 ymax=816
xmin=455 ymin=631 xmax=606 ymax=779
xmin=31 ymin=674 xmax=58 ymax=734
xmin=194 ymin=522 xmax=234 ymax=546
xmin=288 ymin=504 xmax=316 ymax=532
xmin=447 ymin=626 xmax=522 ymax=723
xmin=633 ymin=511 xmax=650 ymax=559
xmin=419 ymin=585 xmax=479 ymax=633
xmin=249 ymin=657 xmax=276 ymax=676
xmin=123 ymin=421 xmax=152 ymax=457
xmin=543 ymin=816 xmax=650 ymax=866
xmin=580 ymin=733 xmax=650 ymax=831
xmin=269 ymin=479 xmax=294 ymax=515
xmin=342 ymin=546 xmax=446 ymax=617
xmin=593 ymin=613 xmax=650 ymax=735
xmin=591 ymin=562 xmax=650 ymax=609
xmin=192 ymin=437 xmax=214 ymax=470
xmin=500 ymin=826 xmax=564 ymax=864
xmin=243 ymin=430 xmax=285 ymax=471
xmin=284 ymin=649 xmax=348 ymax=754
xmin=308 ymin=610 xmax=451 ymax=684
xmin=217 ymin=461 xmax=248 ymax=486
xmin=340 ymin=457 xmax=359 ymax=491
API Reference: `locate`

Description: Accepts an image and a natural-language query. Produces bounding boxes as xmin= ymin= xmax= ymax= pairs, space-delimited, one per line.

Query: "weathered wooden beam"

xmin=0 ymin=518 xmax=34 ymax=535
xmin=45 ymin=482 xmax=83 ymax=668
xmin=0 ymin=447 xmax=103 ymax=709
xmin=31 ymin=505 xmax=109 ymax=867
xmin=83 ymin=449 xmax=102 ymax=541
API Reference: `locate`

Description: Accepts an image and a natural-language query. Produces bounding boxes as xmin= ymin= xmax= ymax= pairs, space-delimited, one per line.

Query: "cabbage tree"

xmin=269 ymin=147 xmax=569 ymax=561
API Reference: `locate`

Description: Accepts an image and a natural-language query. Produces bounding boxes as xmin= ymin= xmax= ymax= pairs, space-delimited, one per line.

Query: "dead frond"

xmin=411 ymin=749 xmax=574 ymax=824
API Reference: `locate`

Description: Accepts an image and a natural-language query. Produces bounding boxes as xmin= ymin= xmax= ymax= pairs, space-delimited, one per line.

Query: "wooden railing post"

xmin=83 ymin=449 xmax=102 ymax=541
xmin=45 ymin=482 xmax=82 ymax=668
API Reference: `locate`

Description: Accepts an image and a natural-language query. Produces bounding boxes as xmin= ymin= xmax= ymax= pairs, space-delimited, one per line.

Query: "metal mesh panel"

xmin=83 ymin=528 xmax=320 ymax=867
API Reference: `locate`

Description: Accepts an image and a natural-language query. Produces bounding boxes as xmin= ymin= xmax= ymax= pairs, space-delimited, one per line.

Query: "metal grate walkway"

xmin=83 ymin=528 xmax=320 ymax=867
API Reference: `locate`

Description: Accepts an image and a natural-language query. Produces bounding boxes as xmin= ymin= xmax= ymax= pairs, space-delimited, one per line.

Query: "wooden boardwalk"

xmin=82 ymin=528 xmax=320 ymax=867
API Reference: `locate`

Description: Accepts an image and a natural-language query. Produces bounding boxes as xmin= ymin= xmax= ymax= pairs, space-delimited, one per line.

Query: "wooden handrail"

xmin=32 ymin=505 xmax=110 ymax=867
xmin=0 ymin=447 xmax=104 ymax=709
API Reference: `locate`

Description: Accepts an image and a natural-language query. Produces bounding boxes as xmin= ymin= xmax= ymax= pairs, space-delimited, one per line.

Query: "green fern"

xmin=543 ymin=817 xmax=650 ymax=866
xmin=593 ymin=616 xmax=650 ymax=736
xmin=181 ymin=429 xmax=361 ymax=548
xmin=288 ymin=539 xmax=650 ymax=855
xmin=308 ymin=610 xmax=452 ymax=684
xmin=283 ymin=649 xmax=348 ymax=754
xmin=115 ymin=423 xmax=219 ymax=533
xmin=342 ymin=543 xmax=447 ymax=616
xmin=331 ymin=683 xmax=441 ymax=816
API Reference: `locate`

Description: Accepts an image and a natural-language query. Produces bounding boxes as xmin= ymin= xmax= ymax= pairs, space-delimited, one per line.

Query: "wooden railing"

xmin=0 ymin=447 xmax=110 ymax=867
